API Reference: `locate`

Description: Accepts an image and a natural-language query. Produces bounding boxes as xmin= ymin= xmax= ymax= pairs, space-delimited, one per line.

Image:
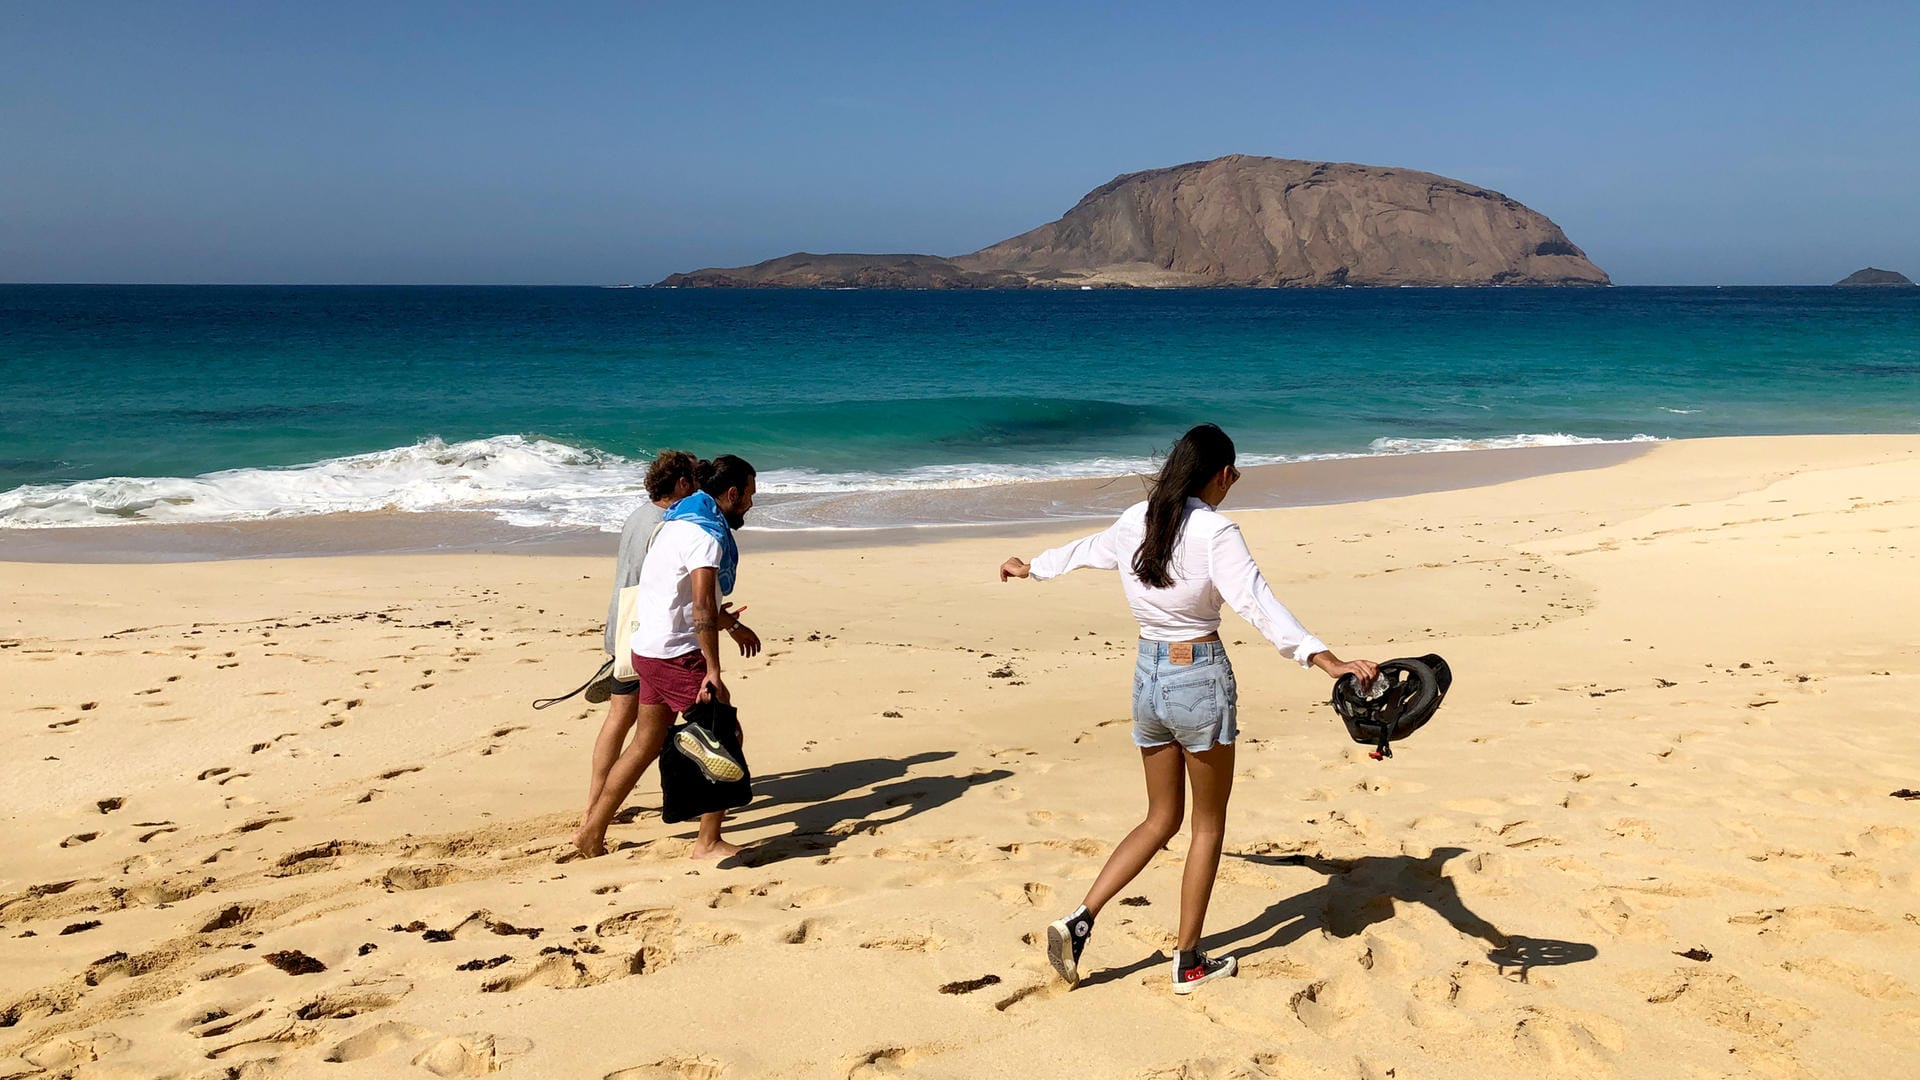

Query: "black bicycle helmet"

xmin=1330 ymin=654 xmax=1451 ymax=759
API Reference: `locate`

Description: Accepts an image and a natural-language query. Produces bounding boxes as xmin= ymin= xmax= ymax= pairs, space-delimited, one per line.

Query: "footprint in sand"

xmin=707 ymin=882 xmax=778 ymax=908
xmin=1781 ymin=957 xmax=1915 ymax=1000
xmin=782 ymin=918 xmax=830 ymax=945
xmin=199 ymin=904 xmax=257 ymax=932
xmin=844 ymin=1046 xmax=933 ymax=1079
xmin=785 ymin=885 xmax=842 ymax=909
xmin=686 ymin=925 xmax=742 ymax=947
xmin=382 ymin=864 xmax=478 ymax=892
xmin=1016 ymin=882 xmax=1054 ymax=907
xmin=480 ymin=954 xmax=607 ymax=992
xmin=860 ymin=934 xmax=942 ymax=953
xmin=606 ymin=1057 xmax=724 ymax=1080
xmin=1289 ymin=976 xmax=1368 ymax=1034
xmin=414 ymin=1033 xmax=533 ymax=1077
xmin=324 ymin=1020 xmax=435 ymax=1063
xmin=993 ymin=983 xmax=1053 ymax=1013
xmin=595 ymin=908 xmax=678 ymax=971
xmin=186 ymin=1007 xmax=266 ymax=1041
xmin=20 ymin=1032 xmax=132 ymax=1072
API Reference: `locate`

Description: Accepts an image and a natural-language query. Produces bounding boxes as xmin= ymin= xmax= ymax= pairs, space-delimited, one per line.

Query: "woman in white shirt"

xmin=999 ymin=423 xmax=1377 ymax=995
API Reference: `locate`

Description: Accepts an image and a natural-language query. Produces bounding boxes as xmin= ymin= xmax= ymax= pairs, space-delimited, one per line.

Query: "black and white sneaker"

xmin=1046 ymin=911 xmax=1094 ymax=986
xmin=1171 ymin=950 xmax=1237 ymax=995
xmin=672 ymin=723 xmax=745 ymax=783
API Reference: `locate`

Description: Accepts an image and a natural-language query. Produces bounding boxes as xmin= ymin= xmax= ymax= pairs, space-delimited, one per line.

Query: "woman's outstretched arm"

xmin=1001 ymin=521 xmax=1122 ymax=582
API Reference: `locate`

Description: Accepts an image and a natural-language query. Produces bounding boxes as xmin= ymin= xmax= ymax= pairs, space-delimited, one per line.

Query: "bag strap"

xmin=532 ymin=657 xmax=614 ymax=711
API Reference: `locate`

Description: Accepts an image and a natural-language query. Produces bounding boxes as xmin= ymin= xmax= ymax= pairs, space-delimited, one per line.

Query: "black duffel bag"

xmin=660 ymin=697 xmax=753 ymax=823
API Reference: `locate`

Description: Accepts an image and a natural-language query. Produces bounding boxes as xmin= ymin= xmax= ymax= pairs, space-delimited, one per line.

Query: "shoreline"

xmin=0 ymin=440 xmax=1652 ymax=563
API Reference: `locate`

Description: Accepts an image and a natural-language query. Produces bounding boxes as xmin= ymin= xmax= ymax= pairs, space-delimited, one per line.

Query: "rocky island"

xmin=1835 ymin=267 xmax=1915 ymax=286
xmin=660 ymin=155 xmax=1609 ymax=289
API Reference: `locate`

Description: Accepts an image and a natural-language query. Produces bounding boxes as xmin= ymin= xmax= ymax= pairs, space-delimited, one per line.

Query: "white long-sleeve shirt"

xmin=1029 ymin=499 xmax=1329 ymax=668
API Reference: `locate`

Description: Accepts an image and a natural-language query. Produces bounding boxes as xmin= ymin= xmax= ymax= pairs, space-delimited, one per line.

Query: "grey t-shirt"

xmin=604 ymin=499 xmax=666 ymax=657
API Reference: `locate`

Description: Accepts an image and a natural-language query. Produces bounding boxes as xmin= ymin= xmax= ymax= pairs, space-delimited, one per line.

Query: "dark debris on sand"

xmin=1892 ymin=789 xmax=1920 ymax=800
xmin=938 ymin=974 xmax=1002 ymax=995
xmin=264 ymin=950 xmax=327 ymax=975
xmin=1674 ymin=947 xmax=1713 ymax=962
xmin=456 ymin=955 xmax=514 ymax=971
xmin=1119 ymin=896 xmax=1151 ymax=907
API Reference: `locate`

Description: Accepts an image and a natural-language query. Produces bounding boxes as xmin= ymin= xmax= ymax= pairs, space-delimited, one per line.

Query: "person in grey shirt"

xmin=580 ymin=450 xmax=698 ymax=828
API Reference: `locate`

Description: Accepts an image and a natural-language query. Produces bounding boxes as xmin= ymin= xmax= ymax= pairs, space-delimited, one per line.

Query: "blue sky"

xmin=3 ymin=2 xmax=1916 ymax=284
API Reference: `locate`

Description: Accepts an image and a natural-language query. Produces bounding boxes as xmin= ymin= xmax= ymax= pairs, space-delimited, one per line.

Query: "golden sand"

xmin=2 ymin=435 xmax=1916 ymax=1079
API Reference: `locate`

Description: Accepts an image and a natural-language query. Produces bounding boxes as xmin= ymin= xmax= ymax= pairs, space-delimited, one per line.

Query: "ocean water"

xmin=1 ymin=285 xmax=1915 ymax=531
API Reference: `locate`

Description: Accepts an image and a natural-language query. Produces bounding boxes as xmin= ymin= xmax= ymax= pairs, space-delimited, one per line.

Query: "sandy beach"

xmin=3 ymin=434 xmax=1917 ymax=1080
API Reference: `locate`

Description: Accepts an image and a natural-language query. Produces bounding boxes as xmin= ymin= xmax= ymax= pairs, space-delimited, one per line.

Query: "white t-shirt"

xmin=1029 ymin=498 xmax=1329 ymax=667
xmin=627 ymin=520 xmax=725 ymax=661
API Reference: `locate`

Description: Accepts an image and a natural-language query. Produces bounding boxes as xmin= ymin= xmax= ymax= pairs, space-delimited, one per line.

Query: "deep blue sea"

xmin=1 ymin=285 xmax=1915 ymax=530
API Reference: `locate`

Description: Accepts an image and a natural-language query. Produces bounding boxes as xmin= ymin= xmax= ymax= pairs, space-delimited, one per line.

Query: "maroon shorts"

xmin=632 ymin=650 xmax=708 ymax=713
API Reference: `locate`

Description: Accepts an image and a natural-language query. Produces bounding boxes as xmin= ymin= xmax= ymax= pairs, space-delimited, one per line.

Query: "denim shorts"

xmin=1132 ymin=640 xmax=1238 ymax=752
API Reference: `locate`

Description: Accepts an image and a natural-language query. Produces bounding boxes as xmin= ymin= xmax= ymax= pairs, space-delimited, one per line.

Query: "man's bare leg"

xmin=581 ymin=692 xmax=640 ymax=828
xmin=690 ymin=811 xmax=738 ymax=861
xmin=572 ymin=703 xmax=673 ymax=857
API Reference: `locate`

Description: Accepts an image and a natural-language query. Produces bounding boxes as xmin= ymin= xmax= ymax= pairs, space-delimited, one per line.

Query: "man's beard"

xmin=724 ymin=509 xmax=746 ymax=530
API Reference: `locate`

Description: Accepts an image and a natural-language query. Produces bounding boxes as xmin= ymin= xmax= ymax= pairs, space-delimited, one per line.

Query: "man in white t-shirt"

xmin=578 ymin=450 xmax=697 ymax=832
xmin=574 ymin=456 xmax=760 ymax=860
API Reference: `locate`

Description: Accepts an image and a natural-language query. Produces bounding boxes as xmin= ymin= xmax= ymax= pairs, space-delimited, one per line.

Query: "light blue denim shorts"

xmin=1131 ymin=640 xmax=1238 ymax=752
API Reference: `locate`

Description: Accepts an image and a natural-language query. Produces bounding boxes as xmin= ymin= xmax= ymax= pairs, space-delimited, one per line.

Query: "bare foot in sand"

xmin=571 ymin=827 xmax=607 ymax=859
xmin=691 ymin=839 xmax=742 ymax=862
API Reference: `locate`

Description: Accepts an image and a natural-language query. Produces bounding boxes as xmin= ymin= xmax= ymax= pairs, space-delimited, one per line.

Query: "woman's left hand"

xmin=999 ymin=557 xmax=1031 ymax=581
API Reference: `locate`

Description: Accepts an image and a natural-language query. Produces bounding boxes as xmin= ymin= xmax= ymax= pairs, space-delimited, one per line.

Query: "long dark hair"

xmin=1132 ymin=424 xmax=1235 ymax=588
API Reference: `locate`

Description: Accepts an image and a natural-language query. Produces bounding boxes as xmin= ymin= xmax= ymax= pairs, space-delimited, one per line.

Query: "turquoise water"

xmin=1 ymin=285 xmax=1915 ymax=529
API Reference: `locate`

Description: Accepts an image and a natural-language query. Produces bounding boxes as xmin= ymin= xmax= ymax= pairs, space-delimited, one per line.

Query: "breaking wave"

xmin=0 ymin=432 xmax=1661 ymax=531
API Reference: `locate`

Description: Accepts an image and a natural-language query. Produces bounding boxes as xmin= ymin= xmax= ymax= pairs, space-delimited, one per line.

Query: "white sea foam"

xmin=0 ymin=432 xmax=1661 ymax=531
xmin=1362 ymin=433 xmax=1662 ymax=455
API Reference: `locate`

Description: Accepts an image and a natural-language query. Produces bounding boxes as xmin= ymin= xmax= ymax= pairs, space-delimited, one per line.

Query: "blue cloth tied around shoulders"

xmin=664 ymin=490 xmax=739 ymax=595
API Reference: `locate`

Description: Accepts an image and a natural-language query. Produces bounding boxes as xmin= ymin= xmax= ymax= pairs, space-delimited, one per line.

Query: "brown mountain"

xmin=1835 ymin=267 xmax=1914 ymax=286
xmin=660 ymin=155 xmax=1609 ymax=289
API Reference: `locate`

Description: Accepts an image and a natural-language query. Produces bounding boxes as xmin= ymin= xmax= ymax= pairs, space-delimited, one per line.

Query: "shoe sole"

xmin=1045 ymin=919 xmax=1079 ymax=986
xmin=1172 ymin=954 xmax=1237 ymax=995
xmin=673 ymin=729 xmax=745 ymax=783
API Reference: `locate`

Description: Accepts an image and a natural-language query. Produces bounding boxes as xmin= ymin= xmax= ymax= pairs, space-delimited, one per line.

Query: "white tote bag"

xmin=611 ymin=523 xmax=664 ymax=682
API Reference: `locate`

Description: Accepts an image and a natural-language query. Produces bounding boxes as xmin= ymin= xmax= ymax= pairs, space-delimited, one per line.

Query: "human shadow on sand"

xmin=673 ymin=750 xmax=1013 ymax=867
xmin=1080 ymin=845 xmax=1596 ymax=987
